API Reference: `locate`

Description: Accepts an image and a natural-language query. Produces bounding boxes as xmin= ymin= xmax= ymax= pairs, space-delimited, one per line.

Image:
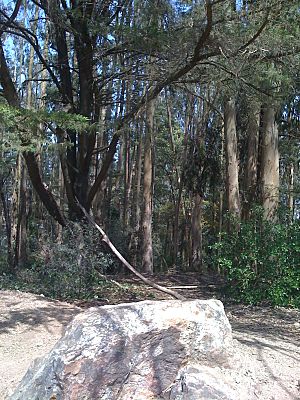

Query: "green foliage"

xmin=0 ymin=223 xmax=117 ymax=300
xmin=0 ymin=104 xmax=89 ymax=152
xmin=0 ymin=104 xmax=89 ymax=131
xmin=211 ymin=209 xmax=300 ymax=307
xmin=30 ymin=224 xmax=115 ymax=299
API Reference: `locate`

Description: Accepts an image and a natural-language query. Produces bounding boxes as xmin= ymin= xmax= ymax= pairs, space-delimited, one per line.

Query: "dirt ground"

xmin=0 ymin=274 xmax=299 ymax=399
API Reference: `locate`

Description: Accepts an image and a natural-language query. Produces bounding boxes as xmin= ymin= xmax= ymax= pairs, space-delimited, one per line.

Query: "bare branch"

xmin=87 ymin=3 xmax=217 ymax=208
xmin=4 ymin=27 xmax=62 ymax=94
xmin=202 ymin=60 xmax=272 ymax=97
xmin=0 ymin=0 xmax=23 ymax=36
xmin=192 ymin=0 xmax=213 ymax=63
xmin=76 ymin=200 xmax=186 ymax=301
xmin=234 ymin=10 xmax=270 ymax=55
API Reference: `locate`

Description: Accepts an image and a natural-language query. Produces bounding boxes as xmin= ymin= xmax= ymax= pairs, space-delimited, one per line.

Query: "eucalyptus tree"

xmin=0 ymin=0 xmax=300 ymax=274
xmin=224 ymin=98 xmax=240 ymax=224
xmin=0 ymin=1 xmax=258 ymax=219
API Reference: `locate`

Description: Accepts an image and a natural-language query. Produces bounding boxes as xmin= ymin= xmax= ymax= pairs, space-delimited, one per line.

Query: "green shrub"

xmin=0 ymin=222 xmax=116 ymax=300
xmin=30 ymin=223 xmax=115 ymax=299
xmin=211 ymin=210 xmax=300 ymax=307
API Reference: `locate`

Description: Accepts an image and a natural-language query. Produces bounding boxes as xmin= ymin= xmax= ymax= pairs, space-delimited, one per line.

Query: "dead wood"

xmin=76 ymin=200 xmax=186 ymax=300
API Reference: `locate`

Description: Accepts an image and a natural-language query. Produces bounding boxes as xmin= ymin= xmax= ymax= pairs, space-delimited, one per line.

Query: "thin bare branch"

xmin=192 ymin=0 xmax=213 ymax=63
xmin=76 ymin=200 xmax=186 ymax=300
xmin=234 ymin=10 xmax=270 ymax=55
xmin=0 ymin=0 xmax=23 ymax=36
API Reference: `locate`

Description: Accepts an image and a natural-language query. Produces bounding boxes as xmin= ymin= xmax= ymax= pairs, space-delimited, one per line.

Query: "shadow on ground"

xmin=0 ymin=291 xmax=80 ymax=334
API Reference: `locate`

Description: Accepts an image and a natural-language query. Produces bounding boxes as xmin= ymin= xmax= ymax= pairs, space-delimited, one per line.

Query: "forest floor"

xmin=0 ymin=273 xmax=299 ymax=399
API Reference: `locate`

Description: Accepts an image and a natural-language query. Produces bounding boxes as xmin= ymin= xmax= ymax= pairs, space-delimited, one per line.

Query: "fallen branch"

xmin=93 ymin=265 xmax=125 ymax=290
xmin=76 ymin=200 xmax=186 ymax=300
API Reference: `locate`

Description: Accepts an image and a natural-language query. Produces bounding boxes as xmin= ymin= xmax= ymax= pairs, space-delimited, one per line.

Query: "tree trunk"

xmin=0 ymin=183 xmax=13 ymax=268
xmin=111 ymin=76 xmax=126 ymax=221
xmin=129 ymin=125 xmax=143 ymax=266
xmin=260 ymin=105 xmax=279 ymax=221
xmin=172 ymin=97 xmax=191 ymax=266
xmin=224 ymin=98 xmax=241 ymax=227
xmin=123 ymin=78 xmax=135 ymax=229
xmin=92 ymin=106 xmax=108 ymax=225
xmin=141 ymin=99 xmax=155 ymax=273
xmin=191 ymin=194 xmax=203 ymax=271
xmin=0 ymin=39 xmax=67 ymax=226
xmin=57 ymin=160 xmax=64 ymax=244
xmin=16 ymin=155 xmax=27 ymax=267
xmin=123 ymin=130 xmax=130 ymax=227
xmin=12 ymin=10 xmax=40 ymax=267
xmin=243 ymin=102 xmax=260 ymax=219
xmin=287 ymin=162 xmax=294 ymax=222
xmin=166 ymin=95 xmax=180 ymax=266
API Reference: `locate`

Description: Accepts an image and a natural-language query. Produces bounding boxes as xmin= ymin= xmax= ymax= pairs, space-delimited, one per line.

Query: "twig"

xmin=76 ymin=200 xmax=186 ymax=300
xmin=93 ymin=265 xmax=125 ymax=290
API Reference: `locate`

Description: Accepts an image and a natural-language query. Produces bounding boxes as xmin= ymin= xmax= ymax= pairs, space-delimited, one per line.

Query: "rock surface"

xmin=11 ymin=299 xmax=248 ymax=400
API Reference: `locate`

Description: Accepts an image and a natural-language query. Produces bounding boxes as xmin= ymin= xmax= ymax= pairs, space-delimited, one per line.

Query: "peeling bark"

xmin=141 ymin=99 xmax=155 ymax=273
xmin=260 ymin=105 xmax=279 ymax=221
xmin=224 ymin=99 xmax=241 ymax=226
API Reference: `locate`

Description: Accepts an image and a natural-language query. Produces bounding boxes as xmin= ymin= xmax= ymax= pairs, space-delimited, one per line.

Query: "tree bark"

xmin=191 ymin=193 xmax=203 ymax=271
xmin=243 ymin=102 xmax=260 ymax=219
xmin=0 ymin=183 xmax=12 ymax=268
xmin=91 ymin=106 xmax=108 ymax=225
xmin=224 ymin=98 xmax=241 ymax=226
xmin=129 ymin=125 xmax=143 ymax=266
xmin=141 ymin=99 xmax=155 ymax=273
xmin=11 ymin=154 xmax=27 ymax=268
xmin=260 ymin=105 xmax=279 ymax=221
xmin=287 ymin=162 xmax=294 ymax=222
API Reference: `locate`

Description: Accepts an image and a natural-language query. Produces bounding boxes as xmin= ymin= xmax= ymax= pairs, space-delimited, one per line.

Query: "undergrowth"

xmin=0 ymin=222 xmax=120 ymax=301
xmin=211 ymin=210 xmax=300 ymax=308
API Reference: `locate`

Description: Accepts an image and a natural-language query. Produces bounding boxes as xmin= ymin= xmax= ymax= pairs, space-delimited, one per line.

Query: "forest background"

xmin=0 ymin=0 xmax=299 ymax=307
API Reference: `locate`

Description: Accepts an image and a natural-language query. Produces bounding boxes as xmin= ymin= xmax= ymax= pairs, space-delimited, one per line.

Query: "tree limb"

xmin=234 ymin=9 xmax=270 ymax=55
xmin=4 ymin=27 xmax=62 ymax=93
xmin=87 ymin=2 xmax=216 ymax=209
xmin=76 ymin=200 xmax=186 ymax=300
xmin=192 ymin=0 xmax=213 ymax=63
xmin=0 ymin=41 xmax=67 ymax=226
xmin=0 ymin=0 xmax=23 ymax=36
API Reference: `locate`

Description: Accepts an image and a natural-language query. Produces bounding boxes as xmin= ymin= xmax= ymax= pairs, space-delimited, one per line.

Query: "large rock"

xmin=11 ymin=300 xmax=243 ymax=400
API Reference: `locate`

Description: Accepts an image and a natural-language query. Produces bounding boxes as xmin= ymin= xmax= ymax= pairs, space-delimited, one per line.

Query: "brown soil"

xmin=1 ymin=273 xmax=299 ymax=399
xmin=0 ymin=291 xmax=81 ymax=399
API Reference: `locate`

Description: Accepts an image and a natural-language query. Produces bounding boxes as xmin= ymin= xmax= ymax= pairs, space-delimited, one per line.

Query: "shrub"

xmin=211 ymin=210 xmax=300 ymax=307
xmin=30 ymin=223 xmax=116 ymax=299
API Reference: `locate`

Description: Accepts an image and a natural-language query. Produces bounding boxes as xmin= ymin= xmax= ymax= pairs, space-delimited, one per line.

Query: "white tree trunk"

xmin=142 ymin=99 xmax=155 ymax=273
xmin=224 ymin=99 xmax=241 ymax=224
xmin=260 ymin=105 xmax=279 ymax=221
